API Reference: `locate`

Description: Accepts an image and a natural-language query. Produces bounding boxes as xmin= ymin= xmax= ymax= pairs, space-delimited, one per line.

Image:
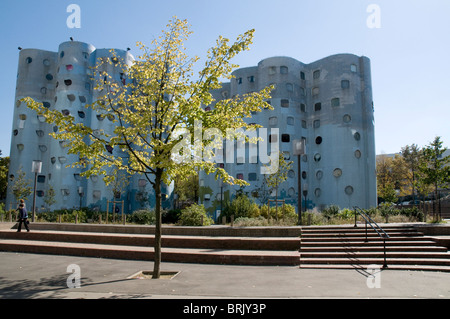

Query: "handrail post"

xmin=383 ymin=237 xmax=388 ymax=269
xmin=354 ymin=208 xmax=357 ymax=227
xmin=365 ymin=220 xmax=368 ymax=242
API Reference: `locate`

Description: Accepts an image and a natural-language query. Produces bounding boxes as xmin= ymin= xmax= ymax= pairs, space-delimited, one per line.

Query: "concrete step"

xmin=14 ymin=222 xmax=302 ymax=237
xmin=300 ymin=245 xmax=448 ymax=253
xmin=0 ymin=230 xmax=300 ymax=251
xmin=301 ymin=232 xmax=423 ymax=238
xmin=300 ymin=257 xmax=450 ymax=266
xmin=301 ymin=227 xmax=417 ymax=234
xmin=300 ymin=225 xmax=417 ymax=231
xmin=299 ymin=224 xmax=450 ymax=272
xmin=300 ymin=251 xmax=450 ymax=259
xmin=300 ymin=236 xmax=431 ymax=243
xmin=301 ymin=240 xmax=440 ymax=247
xmin=0 ymin=239 xmax=300 ymax=266
xmin=298 ymin=264 xmax=450 ymax=272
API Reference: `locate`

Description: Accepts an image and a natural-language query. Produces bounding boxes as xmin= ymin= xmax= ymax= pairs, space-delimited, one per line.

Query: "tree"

xmin=23 ymin=18 xmax=272 ymax=278
xmin=10 ymin=167 xmax=33 ymax=206
xmin=43 ymin=184 xmax=56 ymax=211
xmin=376 ymin=154 xmax=407 ymax=203
xmin=401 ymin=144 xmax=421 ymax=203
xmin=419 ymin=136 xmax=450 ymax=217
xmin=264 ymin=153 xmax=293 ymax=218
xmin=0 ymin=156 xmax=9 ymax=200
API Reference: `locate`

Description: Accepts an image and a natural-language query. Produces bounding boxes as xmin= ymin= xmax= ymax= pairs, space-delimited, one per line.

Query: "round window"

xmin=343 ymin=114 xmax=352 ymax=123
xmin=355 ymin=150 xmax=362 ymax=159
xmin=314 ymin=153 xmax=321 ymax=162
xmin=314 ymin=188 xmax=321 ymax=197
xmin=354 ymin=132 xmax=361 ymax=141
xmin=316 ymin=170 xmax=323 ymax=180
xmin=315 ymin=136 xmax=323 ymax=145
xmin=333 ymin=168 xmax=342 ymax=177
xmin=345 ymin=186 xmax=354 ymax=195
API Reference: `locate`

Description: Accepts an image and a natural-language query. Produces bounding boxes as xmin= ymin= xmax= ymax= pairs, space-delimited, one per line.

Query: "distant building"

xmin=6 ymin=41 xmax=173 ymax=213
xmin=200 ymin=55 xmax=377 ymax=219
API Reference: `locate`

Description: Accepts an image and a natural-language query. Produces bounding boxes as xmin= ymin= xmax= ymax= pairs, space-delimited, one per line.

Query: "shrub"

xmin=398 ymin=206 xmax=424 ymax=222
xmin=302 ymin=210 xmax=325 ymax=225
xmin=129 ymin=209 xmax=156 ymax=225
xmin=178 ymin=204 xmax=214 ymax=226
xmin=338 ymin=208 xmax=355 ymax=220
xmin=234 ymin=216 xmax=269 ymax=227
xmin=378 ymin=203 xmax=399 ymax=222
xmin=322 ymin=205 xmax=340 ymax=220
xmin=162 ymin=209 xmax=181 ymax=224
xmin=259 ymin=204 xmax=297 ymax=222
xmin=228 ymin=195 xmax=258 ymax=219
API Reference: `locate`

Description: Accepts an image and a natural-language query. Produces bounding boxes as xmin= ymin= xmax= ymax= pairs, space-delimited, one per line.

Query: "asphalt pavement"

xmin=0 ymin=251 xmax=448 ymax=300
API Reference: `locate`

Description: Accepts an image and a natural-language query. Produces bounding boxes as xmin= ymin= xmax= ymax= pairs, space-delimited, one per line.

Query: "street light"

xmin=218 ymin=179 xmax=224 ymax=222
xmin=31 ymin=160 xmax=42 ymax=222
xmin=78 ymin=186 xmax=84 ymax=209
xmin=303 ymin=183 xmax=308 ymax=214
xmin=293 ymin=139 xmax=305 ymax=225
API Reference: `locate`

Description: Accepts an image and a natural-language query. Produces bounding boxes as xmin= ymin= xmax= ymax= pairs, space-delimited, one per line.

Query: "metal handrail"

xmin=353 ymin=206 xmax=390 ymax=268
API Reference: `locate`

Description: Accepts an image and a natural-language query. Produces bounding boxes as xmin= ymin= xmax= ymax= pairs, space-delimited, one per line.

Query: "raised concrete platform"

xmin=12 ymin=222 xmax=302 ymax=237
xmin=0 ymin=223 xmax=301 ymax=266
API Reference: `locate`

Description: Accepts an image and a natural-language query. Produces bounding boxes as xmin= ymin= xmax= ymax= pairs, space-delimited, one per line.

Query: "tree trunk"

xmin=152 ymin=170 xmax=163 ymax=279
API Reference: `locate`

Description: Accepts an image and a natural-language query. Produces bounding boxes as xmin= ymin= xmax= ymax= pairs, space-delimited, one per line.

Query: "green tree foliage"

xmin=401 ymin=144 xmax=421 ymax=202
xmin=0 ymin=156 xmax=9 ymax=200
xmin=419 ymin=136 xmax=450 ymax=216
xmin=23 ymin=17 xmax=272 ymax=278
xmin=10 ymin=167 xmax=32 ymax=205
xmin=178 ymin=204 xmax=213 ymax=226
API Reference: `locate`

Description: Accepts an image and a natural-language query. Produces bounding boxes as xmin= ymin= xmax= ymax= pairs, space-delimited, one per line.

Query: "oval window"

xmin=333 ymin=168 xmax=342 ymax=178
xmin=315 ymin=136 xmax=322 ymax=145
xmin=345 ymin=186 xmax=354 ymax=195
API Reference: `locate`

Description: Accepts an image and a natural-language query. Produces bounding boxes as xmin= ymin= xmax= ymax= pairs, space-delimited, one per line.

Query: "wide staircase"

xmin=299 ymin=224 xmax=450 ymax=272
xmin=0 ymin=223 xmax=301 ymax=266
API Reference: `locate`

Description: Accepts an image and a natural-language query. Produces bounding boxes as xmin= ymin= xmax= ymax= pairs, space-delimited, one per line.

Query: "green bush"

xmin=162 ymin=209 xmax=181 ymax=224
xmin=378 ymin=203 xmax=399 ymax=222
xmin=338 ymin=208 xmax=355 ymax=220
xmin=234 ymin=216 xmax=269 ymax=227
xmin=178 ymin=204 xmax=214 ymax=226
xmin=398 ymin=206 xmax=424 ymax=222
xmin=37 ymin=209 xmax=88 ymax=223
xmin=259 ymin=204 xmax=297 ymax=223
xmin=302 ymin=210 xmax=325 ymax=225
xmin=322 ymin=205 xmax=340 ymax=220
xmin=129 ymin=209 xmax=156 ymax=225
xmin=228 ymin=195 xmax=258 ymax=219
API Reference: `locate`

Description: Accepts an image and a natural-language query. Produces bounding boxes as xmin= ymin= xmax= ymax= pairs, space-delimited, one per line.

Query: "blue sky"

xmin=0 ymin=0 xmax=449 ymax=156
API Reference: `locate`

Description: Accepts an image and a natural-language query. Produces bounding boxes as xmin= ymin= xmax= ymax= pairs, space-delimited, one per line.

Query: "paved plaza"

xmin=0 ymin=251 xmax=448 ymax=299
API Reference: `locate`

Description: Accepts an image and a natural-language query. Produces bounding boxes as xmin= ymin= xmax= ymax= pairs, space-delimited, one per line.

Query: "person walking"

xmin=17 ymin=199 xmax=30 ymax=232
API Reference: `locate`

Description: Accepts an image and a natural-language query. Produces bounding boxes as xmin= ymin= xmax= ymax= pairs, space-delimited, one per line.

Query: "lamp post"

xmin=78 ymin=186 xmax=84 ymax=209
xmin=31 ymin=160 xmax=42 ymax=223
xmin=293 ymin=139 xmax=305 ymax=225
xmin=218 ymin=179 xmax=223 ymax=222
xmin=303 ymin=183 xmax=308 ymax=214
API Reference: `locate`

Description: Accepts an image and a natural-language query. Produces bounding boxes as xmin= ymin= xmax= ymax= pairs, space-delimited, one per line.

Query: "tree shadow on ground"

xmin=0 ymin=274 xmax=94 ymax=299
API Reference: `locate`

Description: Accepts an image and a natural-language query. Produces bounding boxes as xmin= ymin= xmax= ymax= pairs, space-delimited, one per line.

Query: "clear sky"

xmin=0 ymin=0 xmax=449 ymax=157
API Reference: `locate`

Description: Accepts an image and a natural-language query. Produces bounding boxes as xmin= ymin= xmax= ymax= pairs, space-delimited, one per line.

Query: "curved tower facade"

xmin=7 ymin=41 xmax=173 ymax=213
xmin=201 ymin=54 xmax=376 ymax=218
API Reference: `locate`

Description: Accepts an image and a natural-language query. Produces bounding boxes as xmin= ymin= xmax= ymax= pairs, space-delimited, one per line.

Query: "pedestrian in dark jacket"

xmin=17 ymin=200 xmax=30 ymax=232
